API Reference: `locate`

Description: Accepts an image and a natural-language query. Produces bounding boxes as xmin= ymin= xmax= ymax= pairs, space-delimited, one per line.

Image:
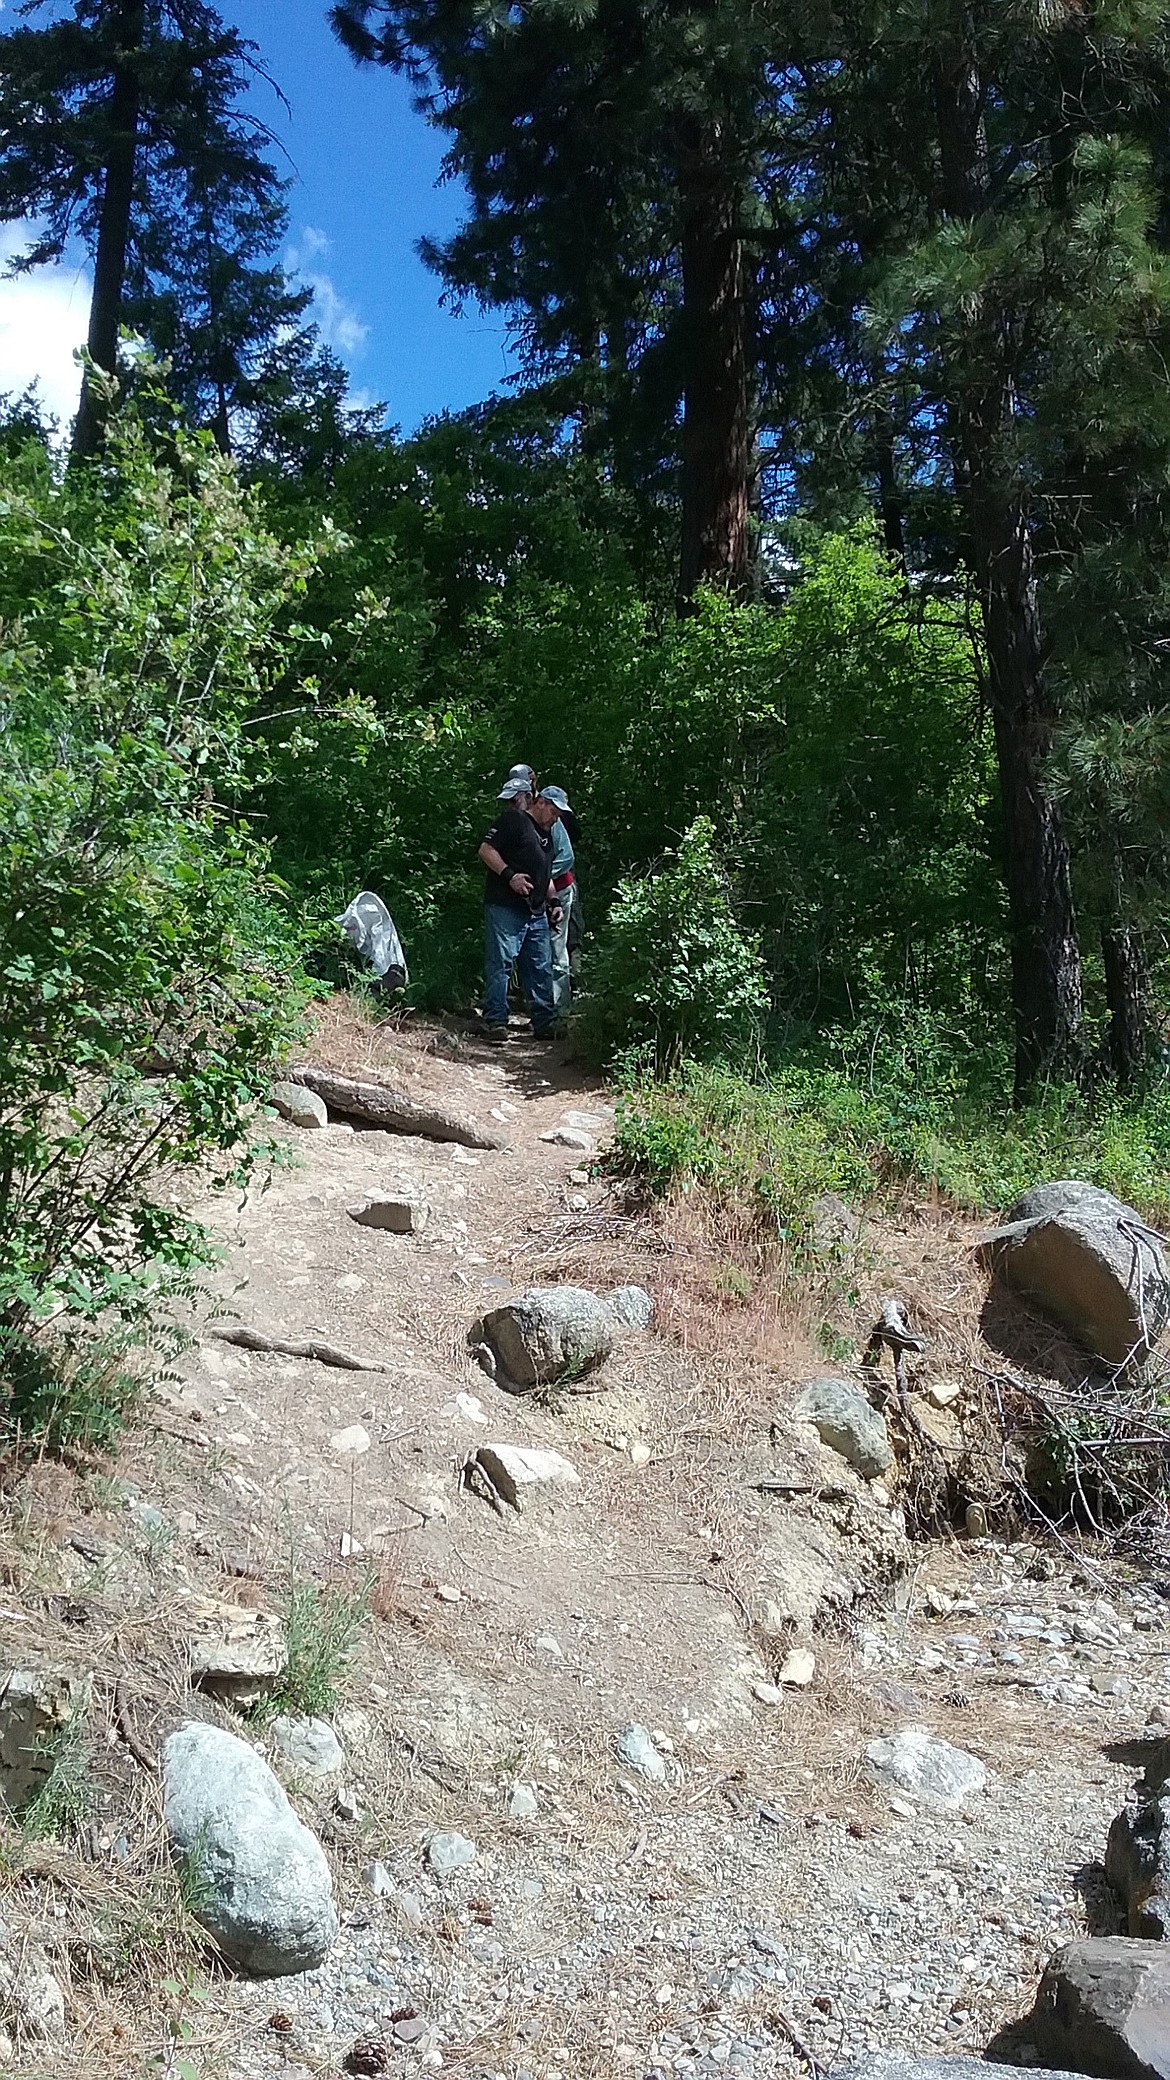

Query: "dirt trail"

xmin=2 ymin=1011 xmax=1166 ymax=2080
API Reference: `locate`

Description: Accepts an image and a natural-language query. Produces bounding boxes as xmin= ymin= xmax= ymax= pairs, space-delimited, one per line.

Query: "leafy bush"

xmin=614 ymin=1027 xmax=1170 ymax=1242
xmin=0 ymin=392 xmax=318 ymax=1441
xmin=579 ymin=818 xmax=768 ymax=1071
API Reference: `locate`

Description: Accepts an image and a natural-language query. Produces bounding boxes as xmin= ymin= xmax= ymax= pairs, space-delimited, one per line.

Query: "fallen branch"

xmin=287 ymin=1062 xmax=507 ymax=1150
xmin=214 ymin=1325 xmax=387 ymax=1373
xmin=113 ymin=1680 xmax=158 ymax=1775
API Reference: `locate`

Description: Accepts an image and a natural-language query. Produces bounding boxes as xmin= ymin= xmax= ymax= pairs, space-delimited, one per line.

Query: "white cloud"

xmin=0 ymin=227 xmax=89 ymax=433
xmin=286 ymin=225 xmax=369 ymax=362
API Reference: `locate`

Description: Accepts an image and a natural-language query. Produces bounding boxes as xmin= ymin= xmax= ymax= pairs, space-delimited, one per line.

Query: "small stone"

xmin=0 ymin=1928 xmax=65 ymax=2046
xmin=396 ymin=1891 xmax=425 ymax=1931
xmin=965 ymin=1503 xmax=989 ymax=1537
xmin=777 ymin=1647 xmax=816 ymax=1687
xmin=472 ymin=1443 xmax=580 ymax=1508
xmin=0 ymin=1666 xmax=93 ymax=1810
xmin=616 ymin=1724 xmax=667 ymax=1783
xmin=394 ymin=2015 xmax=428 ymax=2046
xmin=339 ymin=1532 xmax=365 ymax=1559
xmin=925 ymin=1380 xmax=961 ymax=1408
xmin=427 ymin=1830 xmax=477 ymax=1875
xmin=793 ymin=1379 xmax=891 ymax=1479
xmin=540 ymin=1126 xmax=593 ymax=1150
xmin=508 ymin=1782 xmax=539 ymax=1819
xmin=629 ymin=1442 xmax=653 ymax=1468
xmin=270 ymin=1716 xmax=345 ymax=1780
xmin=866 ymin=1727 xmax=987 ymax=1811
xmin=336 ymin=1274 xmax=366 ymax=1294
xmin=752 ymin=1681 xmax=783 ymax=1706
xmin=188 ymin=1620 xmax=286 ymax=1710
xmin=608 ymin=1285 xmax=654 ymax=1330
xmin=271 ymin=1081 xmax=329 ymax=1130
xmin=334 ymin=1789 xmax=360 ymax=1822
xmin=348 ymin=1196 xmax=430 ymax=1235
xmin=443 ymin=1391 xmax=489 ymax=1424
xmin=435 ymin=1583 xmax=461 ymax=1604
xmin=535 ymin=1634 xmax=563 ymax=1658
xmin=364 ymin=1860 xmax=394 ymax=1897
xmin=569 ymin=1168 xmax=590 ymax=1185
xmin=330 ymin=1425 xmax=371 ymax=1456
xmin=1091 ymin=1669 xmax=1128 ymax=1697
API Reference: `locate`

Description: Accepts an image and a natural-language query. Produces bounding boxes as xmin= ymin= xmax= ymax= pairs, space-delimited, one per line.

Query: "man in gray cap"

xmin=477 ymin=776 xmax=563 ymax=1043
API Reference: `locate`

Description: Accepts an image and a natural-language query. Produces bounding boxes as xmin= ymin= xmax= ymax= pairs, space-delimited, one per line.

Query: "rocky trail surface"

xmin=1 ymin=1009 xmax=1167 ymax=2080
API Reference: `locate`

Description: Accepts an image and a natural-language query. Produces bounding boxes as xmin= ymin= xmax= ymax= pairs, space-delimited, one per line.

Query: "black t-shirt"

xmin=483 ymin=807 xmax=554 ymax=914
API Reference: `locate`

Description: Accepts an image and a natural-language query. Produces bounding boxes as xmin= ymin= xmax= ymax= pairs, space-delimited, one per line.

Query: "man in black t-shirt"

xmin=477 ymin=777 xmax=563 ymax=1042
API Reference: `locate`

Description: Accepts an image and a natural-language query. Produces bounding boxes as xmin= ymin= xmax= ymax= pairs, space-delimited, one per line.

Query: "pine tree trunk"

xmin=677 ymin=135 xmax=750 ymax=605
xmin=1102 ymin=835 xmax=1149 ymax=1086
xmin=72 ymin=0 xmax=145 ymax=462
xmin=933 ymin=38 xmax=1083 ymax=1101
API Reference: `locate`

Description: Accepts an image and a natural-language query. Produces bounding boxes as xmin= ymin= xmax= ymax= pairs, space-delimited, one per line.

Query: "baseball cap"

xmin=497 ymin=776 xmax=532 ymax=801
xmin=507 ymin=763 xmax=536 ymax=788
xmin=539 ymin=784 xmax=572 ymax=812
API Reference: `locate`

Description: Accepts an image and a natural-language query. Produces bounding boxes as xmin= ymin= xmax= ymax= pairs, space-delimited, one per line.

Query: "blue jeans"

xmin=483 ymin=904 xmax=557 ymax=1032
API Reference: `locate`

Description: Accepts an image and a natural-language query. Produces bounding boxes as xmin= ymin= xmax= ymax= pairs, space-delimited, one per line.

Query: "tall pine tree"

xmin=0 ymin=0 xmax=310 ymax=455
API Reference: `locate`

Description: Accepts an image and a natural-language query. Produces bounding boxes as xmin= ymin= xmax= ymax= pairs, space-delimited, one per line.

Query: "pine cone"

xmin=343 ymin=2039 xmax=390 ymax=2077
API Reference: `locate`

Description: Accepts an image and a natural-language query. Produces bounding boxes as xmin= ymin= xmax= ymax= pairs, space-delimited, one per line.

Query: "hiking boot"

xmin=482 ymin=1023 xmax=508 ymax=1047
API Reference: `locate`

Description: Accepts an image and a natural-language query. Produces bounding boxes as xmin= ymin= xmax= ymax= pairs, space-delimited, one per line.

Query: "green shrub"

xmin=261 ymin=1575 xmax=370 ymax=1721
xmin=613 ymin=1027 xmax=1170 ymax=1243
xmin=579 ymin=818 xmax=768 ymax=1071
xmin=0 ymin=390 xmax=318 ymax=1444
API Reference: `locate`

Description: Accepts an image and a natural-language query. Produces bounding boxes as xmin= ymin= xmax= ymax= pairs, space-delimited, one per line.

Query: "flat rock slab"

xmin=866 ymin=1726 xmax=987 ymax=1810
xmin=427 ymin=1831 xmax=477 ymax=1875
xmin=1033 ymin=1937 xmax=1170 ymax=2080
xmin=188 ymin=1618 xmax=286 ymax=1710
xmin=793 ymin=1378 xmax=891 ymax=1479
xmin=616 ymin=1723 xmax=668 ymax=1783
xmin=348 ymin=1196 xmax=429 ymax=1235
xmin=479 ymin=1285 xmax=615 ymax=1386
xmin=163 ymin=1723 xmax=337 ymax=1976
xmin=983 ymin=1179 xmax=1170 ymax=1365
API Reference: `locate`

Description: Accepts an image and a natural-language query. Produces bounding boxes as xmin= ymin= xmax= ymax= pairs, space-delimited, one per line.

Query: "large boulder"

xmin=270 ymin=1081 xmax=328 ymax=1130
xmin=1107 ymin=1795 xmax=1170 ymax=1938
xmin=983 ymin=1180 xmax=1170 ymax=1365
xmin=793 ymin=1378 xmax=891 ymax=1479
xmin=1032 ymin=1938 xmax=1170 ymax=2080
xmin=163 ymin=1723 xmax=338 ymax=1976
xmin=478 ymin=1286 xmax=616 ymax=1387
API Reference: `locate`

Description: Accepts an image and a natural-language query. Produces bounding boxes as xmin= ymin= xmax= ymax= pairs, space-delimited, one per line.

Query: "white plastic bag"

xmin=334 ymin=891 xmax=408 ymax=987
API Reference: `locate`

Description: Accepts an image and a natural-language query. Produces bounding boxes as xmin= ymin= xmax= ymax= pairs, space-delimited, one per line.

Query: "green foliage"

xmin=614 ymin=1031 xmax=1170 ymax=1248
xmin=21 ymin=1712 xmax=91 ymax=1842
xmin=579 ymin=818 xmax=767 ymax=1072
xmin=263 ymin=1574 xmax=370 ymax=1721
xmin=0 ymin=390 xmax=318 ymax=1437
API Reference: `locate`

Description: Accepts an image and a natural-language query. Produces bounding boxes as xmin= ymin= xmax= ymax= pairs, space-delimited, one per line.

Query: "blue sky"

xmin=231 ymin=0 xmax=518 ymax=430
xmin=0 ymin=0 xmax=518 ymax=435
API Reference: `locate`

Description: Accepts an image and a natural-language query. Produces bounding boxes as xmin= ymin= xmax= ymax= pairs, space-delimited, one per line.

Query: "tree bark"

xmin=677 ymin=132 xmax=751 ymax=605
xmin=933 ymin=39 xmax=1083 ymax=1100
xmin=1102 ymin=919 xmax=1149 ymax=1087
xmin=72 ymin=0 xmax=145 ymax=462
